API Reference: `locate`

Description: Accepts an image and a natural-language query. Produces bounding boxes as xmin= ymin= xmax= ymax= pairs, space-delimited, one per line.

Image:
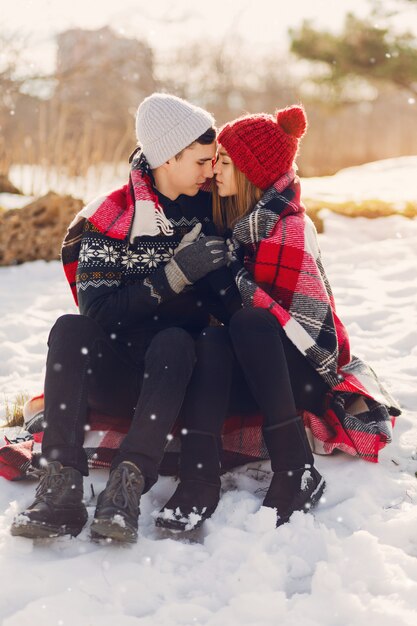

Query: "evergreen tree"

xmin=290 ymin=5 xmax=417 ymax=98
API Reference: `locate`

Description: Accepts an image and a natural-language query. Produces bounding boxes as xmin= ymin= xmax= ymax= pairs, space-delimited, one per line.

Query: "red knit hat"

xmin=217 ymin=105 xmax=307 ymax=190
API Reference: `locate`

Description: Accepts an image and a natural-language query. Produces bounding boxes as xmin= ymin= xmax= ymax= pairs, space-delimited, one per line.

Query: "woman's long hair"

xmin=212 ymin=164 xmax=263 ymax=235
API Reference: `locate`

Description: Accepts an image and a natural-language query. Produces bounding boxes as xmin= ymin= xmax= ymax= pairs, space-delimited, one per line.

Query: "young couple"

xmin=11 ymin=93 xmax=399 ymax=542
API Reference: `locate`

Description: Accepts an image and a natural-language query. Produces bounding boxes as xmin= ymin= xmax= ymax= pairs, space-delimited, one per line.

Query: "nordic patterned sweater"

xmin=75 ymin=189 xmax=241 ymax=354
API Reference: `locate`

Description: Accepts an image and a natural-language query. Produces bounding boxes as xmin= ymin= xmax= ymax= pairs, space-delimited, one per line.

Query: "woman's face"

xmin=213 ymin=146 xmax=238 ymax=197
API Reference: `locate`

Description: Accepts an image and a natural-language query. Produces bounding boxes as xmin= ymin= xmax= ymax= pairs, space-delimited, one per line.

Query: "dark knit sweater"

xmin=75 ymin=189 xmax=241 ymax=354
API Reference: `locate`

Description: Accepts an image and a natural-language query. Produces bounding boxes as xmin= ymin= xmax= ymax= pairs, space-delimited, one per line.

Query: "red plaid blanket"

xmin=1 ymin=171 xmax=400 ymax=481
xmin=0 ymin=396 xmax=269 ymax=481
xmin=230 ymin=171 xmax=401 ymax=462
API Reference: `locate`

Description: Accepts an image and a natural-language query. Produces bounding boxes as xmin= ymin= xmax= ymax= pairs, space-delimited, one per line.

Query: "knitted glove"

xmin=174 ymin=223 xmax=202 ymax=254
xmin=164 ymin=229 xmax=228 ymax=294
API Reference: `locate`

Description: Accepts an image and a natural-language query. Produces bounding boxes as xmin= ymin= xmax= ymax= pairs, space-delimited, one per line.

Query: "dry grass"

xmin=2 ymin=392 xmax=28 ymax=428
xmin=306 ymin=198 xmax=417 ymax=220
xmin=305 ymin=199 xmax=417 ymax=233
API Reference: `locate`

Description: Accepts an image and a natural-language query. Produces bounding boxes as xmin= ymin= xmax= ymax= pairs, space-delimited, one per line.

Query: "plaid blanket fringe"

xmin=0 ymin=402 xmax=270 ymax=481
xmin=0 ymin=394 xmax=396 ymax=482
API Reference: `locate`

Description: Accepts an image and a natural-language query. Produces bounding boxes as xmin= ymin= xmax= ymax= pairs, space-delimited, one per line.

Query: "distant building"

xmin=55 ymin=26 xmax=155 ymax=113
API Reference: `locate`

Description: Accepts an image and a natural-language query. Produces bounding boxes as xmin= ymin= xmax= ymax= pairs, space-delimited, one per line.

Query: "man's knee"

xmin=48 ymin=314 xmax=102 ymax=346
xmin=49 ymin=313 xmax=96 ymax=335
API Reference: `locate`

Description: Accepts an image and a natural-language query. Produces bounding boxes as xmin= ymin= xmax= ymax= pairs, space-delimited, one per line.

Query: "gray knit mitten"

xmin=164 ymin=224 xmax=227 ymax=293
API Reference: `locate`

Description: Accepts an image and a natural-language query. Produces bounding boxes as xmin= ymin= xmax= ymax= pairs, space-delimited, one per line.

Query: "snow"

xmin=4 ymin=156 xmax=417 ymax=210
xmin=1 ymin=159 xmax=417 ymax=625
xmin=7 ymin=162 xmax=129 ymax=201
xmin=300 ymin=469 xmax=311 ymax=492
xmin=156 ymin=507 xmax=206 ymax=532
xmin=302 ymin=156 xmax=417 ymax=205
xmin=112 ymin=515 xmax=127 ymax=528
xmin=4 ymin=156 xmax=417 ymax=209
xmin=0 ymin=193 xmax=35 ymax=210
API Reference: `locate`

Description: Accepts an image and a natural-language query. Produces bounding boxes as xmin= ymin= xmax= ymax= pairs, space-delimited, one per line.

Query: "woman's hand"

xmin=226 ymin=237 xmax=240 ymax=265
xmin=174 ymin=223 xmax=202 ymax=254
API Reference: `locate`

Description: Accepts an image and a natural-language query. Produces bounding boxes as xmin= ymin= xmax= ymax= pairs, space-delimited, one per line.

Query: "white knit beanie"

xmin=135 ymin=93 xmax=215 ymax=169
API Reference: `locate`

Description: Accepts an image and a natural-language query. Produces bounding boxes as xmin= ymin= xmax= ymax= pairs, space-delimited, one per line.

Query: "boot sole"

xmin=155 ymin=515 xmax=205 ymax=532
xmin=91 ymin=518 xmax=137 ymax=543
xmin=154 ymin=503 xmax=218 ymax=532
xmin=154 ymin=480 xmax=220 ymax=533
xmin=10 ymin=520 xmax=85 ymax=539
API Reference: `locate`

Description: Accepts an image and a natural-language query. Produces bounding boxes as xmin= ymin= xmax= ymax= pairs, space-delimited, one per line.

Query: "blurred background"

xmin=1 ymin=0 xmax=416 ymax=196
xmin=1 ymin=0 xmax=416 ymax=423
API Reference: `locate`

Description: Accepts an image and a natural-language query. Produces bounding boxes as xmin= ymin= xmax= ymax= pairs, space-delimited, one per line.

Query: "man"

xmin=11 ymin=93 xmax=230 ymax=543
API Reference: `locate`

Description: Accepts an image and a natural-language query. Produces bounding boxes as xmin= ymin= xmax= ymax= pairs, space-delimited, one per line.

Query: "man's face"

xmin=166 ymin=142 xmax=216 ymax=197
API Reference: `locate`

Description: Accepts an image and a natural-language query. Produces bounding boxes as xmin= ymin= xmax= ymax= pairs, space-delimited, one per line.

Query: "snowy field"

xmin=302 ymin=156 xmax=417 ymax=206
xmin=4 ymin=155 xmax=417 ymax=207
xmin=1 ymin=161 xmax=417 ymax=625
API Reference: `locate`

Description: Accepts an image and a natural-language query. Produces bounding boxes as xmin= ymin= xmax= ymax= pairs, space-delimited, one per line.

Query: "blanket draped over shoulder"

xmin=229 ymin=169 xmax=401 ymax=462
xmin=61 ymin=151 xmax=176 ymax=306
xmin=0 ymin=168 xmax=401 ymax=481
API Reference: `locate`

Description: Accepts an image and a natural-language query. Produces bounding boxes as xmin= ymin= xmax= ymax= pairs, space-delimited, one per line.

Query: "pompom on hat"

xmin=217 ymin=105 xmax=307 ymax=190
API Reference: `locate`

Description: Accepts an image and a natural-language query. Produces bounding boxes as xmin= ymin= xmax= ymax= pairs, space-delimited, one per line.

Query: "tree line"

xmin=1 ymin=0 xmax=416 ymax=185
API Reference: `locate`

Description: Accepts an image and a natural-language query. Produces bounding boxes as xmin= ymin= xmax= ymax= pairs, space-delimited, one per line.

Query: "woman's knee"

xmin=229 ymin=307 xmax=280 ymax=343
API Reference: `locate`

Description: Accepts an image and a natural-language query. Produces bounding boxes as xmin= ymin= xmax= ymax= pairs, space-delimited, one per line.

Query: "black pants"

xmin=42 ymin=314 xmax=195 ymax=490
xmin=182 ymin=307 xmax=329 ymax=444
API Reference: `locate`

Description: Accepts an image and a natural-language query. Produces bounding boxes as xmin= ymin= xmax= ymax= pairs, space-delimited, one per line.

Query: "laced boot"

xmin=91 ymin=461 xmax=145 ymax=543
xmin=10 ymin=461 xmax=88 ymax=538
xmin=155 ymin=430 xmax=221 ymax=532
xmin=262 ymin=419 xmax=326 ymax=527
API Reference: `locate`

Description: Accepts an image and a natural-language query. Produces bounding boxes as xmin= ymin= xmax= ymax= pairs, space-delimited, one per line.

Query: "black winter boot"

xmin=262 ymin=418 xmax=326 ymax=527
xmin=155 ymin=430 xmax=221 ymax=532
xmin=10 ymin=461 xmax=88 ymax=538
xmin=91 ymin=461 xmax=145 ymax=543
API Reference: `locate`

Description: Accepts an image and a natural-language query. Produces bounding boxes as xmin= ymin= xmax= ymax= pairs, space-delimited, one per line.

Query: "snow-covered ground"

xmin=1 ymin=160 xmax=417 ymax=625
xmin=5 ymin=162 xmax=130 ymax=202
xmin=302 ymin=156 xmax=417 ymax=206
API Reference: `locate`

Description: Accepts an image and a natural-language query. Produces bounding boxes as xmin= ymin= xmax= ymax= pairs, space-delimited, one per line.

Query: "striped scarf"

xmin=61 ymin=152 xmax=175 ymax=305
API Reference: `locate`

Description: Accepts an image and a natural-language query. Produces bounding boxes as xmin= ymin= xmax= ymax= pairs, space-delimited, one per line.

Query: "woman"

xmin=156 ymin=104 xmax=400 ymax=531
